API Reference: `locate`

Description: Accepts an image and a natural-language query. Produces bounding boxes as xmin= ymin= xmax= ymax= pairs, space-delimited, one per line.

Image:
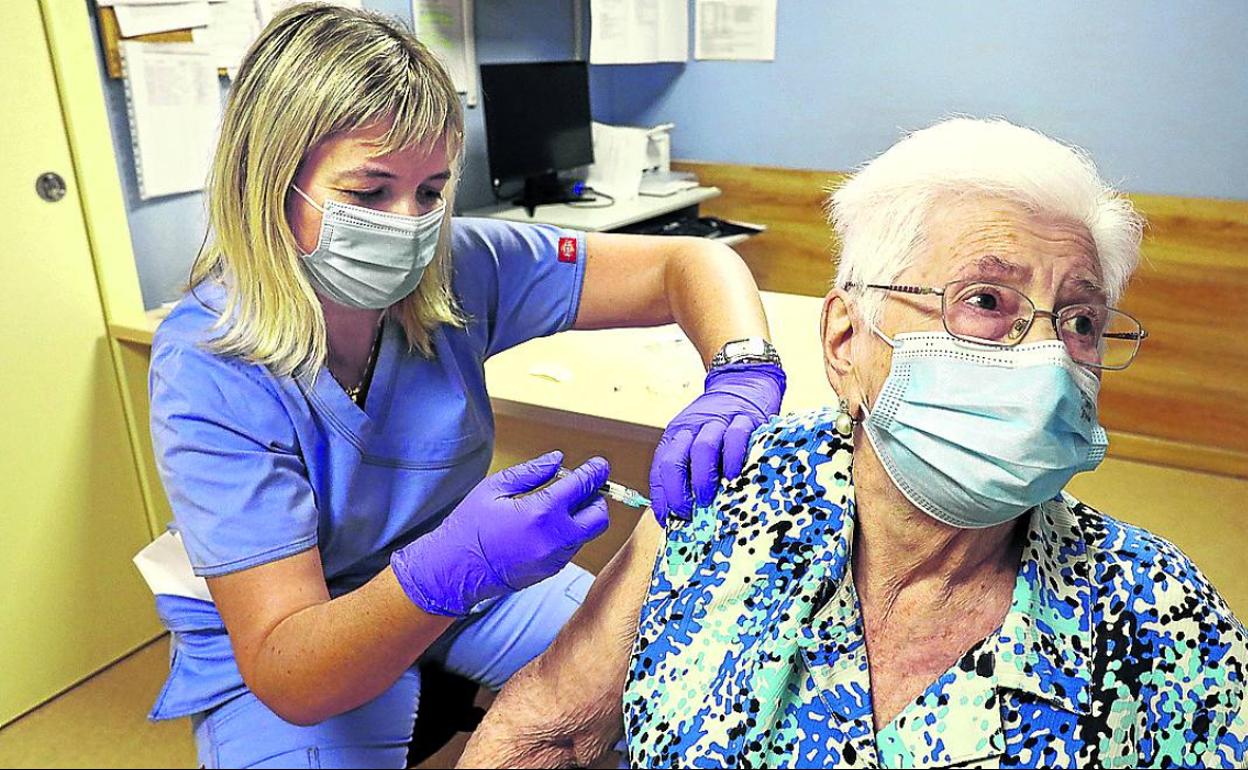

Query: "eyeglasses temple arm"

xmin=847 ymin=283 xmax=942 ymax=296
xmin=1103 ymin=330 xmax=1148 ymax=341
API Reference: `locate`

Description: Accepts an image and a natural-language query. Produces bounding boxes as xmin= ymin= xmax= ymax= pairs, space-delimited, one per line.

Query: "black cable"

xmin=567 ymin=186 xmax=615 ymax=209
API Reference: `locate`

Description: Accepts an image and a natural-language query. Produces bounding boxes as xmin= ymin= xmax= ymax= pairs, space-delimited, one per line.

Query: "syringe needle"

xmin=555 ymin=467 xmax=652 ymax=509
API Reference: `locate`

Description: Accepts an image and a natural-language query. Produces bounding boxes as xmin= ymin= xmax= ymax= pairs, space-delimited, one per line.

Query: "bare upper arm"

xmin=207 ymin=546 xmax=331 ymax=685
xmin=458 ymin=513 xmax=665 ymax=768
xmin=575 ymin=232 xmax=705 ymax=331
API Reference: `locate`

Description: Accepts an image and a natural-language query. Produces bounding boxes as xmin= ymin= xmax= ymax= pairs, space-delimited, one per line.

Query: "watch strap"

xmin=710 ymin=337 xmax=781 ymax=368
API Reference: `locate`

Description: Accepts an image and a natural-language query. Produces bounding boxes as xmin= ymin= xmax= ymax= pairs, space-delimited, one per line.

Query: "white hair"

xmin=828 ymin=117 xmax=1145 ymax=325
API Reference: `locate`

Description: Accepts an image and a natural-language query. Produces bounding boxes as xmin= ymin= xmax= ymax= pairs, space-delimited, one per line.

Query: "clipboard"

xmin=97 ymin=6 xmax=228 ymax=79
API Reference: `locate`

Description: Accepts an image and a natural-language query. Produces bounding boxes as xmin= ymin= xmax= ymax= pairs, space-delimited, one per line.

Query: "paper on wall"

xmin=413 ymin=0 xmax=479 ymax=106
xmin=590 ymin=0 xmax=688 ymax=65
xmin=119 ymin=41 xmax=221 ymax=200
xmin=112 ymin=1 xmax=211 ymax=36
xmin=192 ymin=0 xmax=260 ymax=76
xmin=584 ymin=122 xmax=649 ymax=201
xmin=694 ymin=0 xmax=777 ymax=61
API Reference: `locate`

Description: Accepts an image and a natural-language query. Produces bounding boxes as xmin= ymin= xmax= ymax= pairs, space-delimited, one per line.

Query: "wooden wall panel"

xmin=676 ymin=160 xmax=1248 ymax=478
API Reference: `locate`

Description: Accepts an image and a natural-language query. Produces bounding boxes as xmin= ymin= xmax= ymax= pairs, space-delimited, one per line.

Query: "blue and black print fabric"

xmin=624 ymin=409 xmax=1247 ymax=768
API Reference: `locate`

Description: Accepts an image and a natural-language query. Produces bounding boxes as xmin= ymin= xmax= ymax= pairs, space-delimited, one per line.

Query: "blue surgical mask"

xmin=860 ymin=328 xmax=1109 ymax=529
xmin=292 ymin=185 xmax=444 ymax=310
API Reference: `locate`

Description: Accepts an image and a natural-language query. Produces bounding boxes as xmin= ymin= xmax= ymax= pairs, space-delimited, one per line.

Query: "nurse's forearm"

xmin=665 ymin=239 xmax=770 ymax=368
xmin=222 ymin=564 xmax=452 ymax=726
xmin=457 ymin=514 xmax=663 ymax=768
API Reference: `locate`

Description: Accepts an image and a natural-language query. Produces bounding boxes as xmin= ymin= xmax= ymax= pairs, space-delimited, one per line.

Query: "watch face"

xmin=727 ymin=340 xmax=759 ymax=358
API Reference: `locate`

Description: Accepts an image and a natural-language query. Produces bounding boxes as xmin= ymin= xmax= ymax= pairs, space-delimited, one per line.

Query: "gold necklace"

xmin=342 ymin=323 xmax=383 ymax=405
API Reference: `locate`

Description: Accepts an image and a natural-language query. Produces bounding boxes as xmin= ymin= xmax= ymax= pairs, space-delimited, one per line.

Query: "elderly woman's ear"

xmin=820 ymin=288 xmax=861 ymax=409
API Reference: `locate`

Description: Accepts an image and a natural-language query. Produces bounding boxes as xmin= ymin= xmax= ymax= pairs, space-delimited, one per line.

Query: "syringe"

xmin=555 ymin=467 xmax=652 ymax=510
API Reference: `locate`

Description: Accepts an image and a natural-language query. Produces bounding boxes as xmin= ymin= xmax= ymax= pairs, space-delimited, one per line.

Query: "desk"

xmin=485 ymin=292 xmax=827 ymax=436
xmin=462 ymin=185 xmax=724 ymax=233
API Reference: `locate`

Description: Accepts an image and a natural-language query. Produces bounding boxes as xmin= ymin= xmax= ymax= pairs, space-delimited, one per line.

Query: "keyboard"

xmin=623 ymin=215 xmax=728 ymax=238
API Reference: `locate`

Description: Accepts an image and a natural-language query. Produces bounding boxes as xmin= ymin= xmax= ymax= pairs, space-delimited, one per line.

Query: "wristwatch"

xmin=710 ymin=337 xmax=782 ymax=369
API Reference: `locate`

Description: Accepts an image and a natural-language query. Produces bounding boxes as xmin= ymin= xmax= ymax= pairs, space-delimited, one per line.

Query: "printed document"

xmin=590 ymin=0 xmax=688 ymax=65
xmin=694 ymin=0 xmax=777 ymax=61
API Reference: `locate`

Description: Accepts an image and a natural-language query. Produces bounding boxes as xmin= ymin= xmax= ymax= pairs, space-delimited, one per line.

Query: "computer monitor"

xmin=479 ymin=61 xmax=595 ymax=214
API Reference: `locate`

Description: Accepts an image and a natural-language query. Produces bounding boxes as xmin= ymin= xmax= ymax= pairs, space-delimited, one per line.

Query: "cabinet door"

xmin=0 ymin=2 xmax=160 ymax=726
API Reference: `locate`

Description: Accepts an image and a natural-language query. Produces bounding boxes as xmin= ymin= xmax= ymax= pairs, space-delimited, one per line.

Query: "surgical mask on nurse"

xmin=291 ymin=184 xmax=443 ymax=310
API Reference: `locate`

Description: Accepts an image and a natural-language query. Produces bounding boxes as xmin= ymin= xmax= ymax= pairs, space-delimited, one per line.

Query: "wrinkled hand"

xmin=649 ymin=362 xmax=785 ymax=525
xmin=391 ymin=452 xmax=610 ymax=616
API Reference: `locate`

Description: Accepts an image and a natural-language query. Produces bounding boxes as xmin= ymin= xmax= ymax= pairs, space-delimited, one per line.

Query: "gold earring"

xmin=835 ymin=398 xmax=855 ymax=437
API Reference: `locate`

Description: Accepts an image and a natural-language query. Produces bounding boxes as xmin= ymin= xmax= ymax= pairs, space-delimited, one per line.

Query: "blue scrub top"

xmin=146 ymin=218 xmax=588 ymax=719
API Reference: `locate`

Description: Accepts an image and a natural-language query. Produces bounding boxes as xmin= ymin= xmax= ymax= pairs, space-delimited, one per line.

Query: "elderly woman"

xmin=458 ymin=118 xmax=1247 ymax=769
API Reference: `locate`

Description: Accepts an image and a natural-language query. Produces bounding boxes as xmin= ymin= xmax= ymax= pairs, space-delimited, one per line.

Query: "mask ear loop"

xmin=836 ymin=320 xmax=896 ymax=437
xmin=291 ymin=184 xmax=325 ymax=213
xmin=289 ymin=185 xmax=327 ymax=260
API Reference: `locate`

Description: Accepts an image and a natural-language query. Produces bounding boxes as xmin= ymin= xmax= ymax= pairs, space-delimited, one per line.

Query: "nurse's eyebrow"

xmin=330 ymin=164 xmax=397 ymax=182
xmin=329 ymin=167 xmax=453 ymax=184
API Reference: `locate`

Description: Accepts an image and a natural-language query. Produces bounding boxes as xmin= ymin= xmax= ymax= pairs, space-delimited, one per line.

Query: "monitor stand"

xmin=512 ymin=172 xmax=594 ymax=218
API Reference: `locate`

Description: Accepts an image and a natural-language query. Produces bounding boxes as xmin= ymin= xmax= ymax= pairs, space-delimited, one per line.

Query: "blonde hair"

xmin=192 ymin=2 xmax=465 ymax=378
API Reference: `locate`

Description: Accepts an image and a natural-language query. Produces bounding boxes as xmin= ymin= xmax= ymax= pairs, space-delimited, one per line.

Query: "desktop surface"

xmin=461 ymin=186 xmax=722 ymax=233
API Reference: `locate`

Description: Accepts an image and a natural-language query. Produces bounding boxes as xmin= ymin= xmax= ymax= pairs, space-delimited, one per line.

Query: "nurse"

xmin=144 ymin=4 xmax=785 ymax=768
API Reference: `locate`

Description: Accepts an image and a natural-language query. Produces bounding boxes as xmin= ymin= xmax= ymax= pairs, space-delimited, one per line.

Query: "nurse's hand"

xmin=649 ymin=362 xmax=786 ymax=526
xmin=390 ymin=452 xmax=610 ymax=617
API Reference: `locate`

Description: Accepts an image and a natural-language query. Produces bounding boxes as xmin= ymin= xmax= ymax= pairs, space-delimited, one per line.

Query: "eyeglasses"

xmin=845 ymin=279 xmax=1148 ymax=370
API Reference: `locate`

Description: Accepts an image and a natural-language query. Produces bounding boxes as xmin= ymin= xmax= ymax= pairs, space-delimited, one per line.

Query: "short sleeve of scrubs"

xmin=451 ymin=218 xmax=588 ymax=357
xmin=149 ymin=338 xmax=319 ymax=578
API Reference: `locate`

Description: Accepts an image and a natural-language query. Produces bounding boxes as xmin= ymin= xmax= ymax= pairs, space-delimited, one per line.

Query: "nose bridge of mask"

xmin=302 ymin=190 xmax=444 ymax=271
xmin=292 ymin=184 xmax=445 ymax=232
xmin=885 ymin=329 xmax=1099 ymax=392
xmin=862 ymin=323 xmax=1102 ymax=414
xmin=895 ymin=333 xmax=1102 ymax=424
xmin=326 ymin=197 xmax=445 ymax=232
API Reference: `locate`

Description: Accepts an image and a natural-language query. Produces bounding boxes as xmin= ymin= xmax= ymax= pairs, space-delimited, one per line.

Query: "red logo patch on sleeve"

xmin=557 ymin=237 xmax=578 ymax=263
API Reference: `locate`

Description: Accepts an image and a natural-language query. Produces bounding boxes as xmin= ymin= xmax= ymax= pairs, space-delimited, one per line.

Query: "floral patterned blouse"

xmin=624 ymin=409 xmax=1247 ymax=768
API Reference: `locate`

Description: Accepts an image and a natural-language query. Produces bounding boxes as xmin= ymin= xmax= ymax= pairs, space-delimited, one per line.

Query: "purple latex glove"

xmin=391 ymin=451 xmax=610 ymax=616
xmin=649 ymin=361 xmax=786 ymax=525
